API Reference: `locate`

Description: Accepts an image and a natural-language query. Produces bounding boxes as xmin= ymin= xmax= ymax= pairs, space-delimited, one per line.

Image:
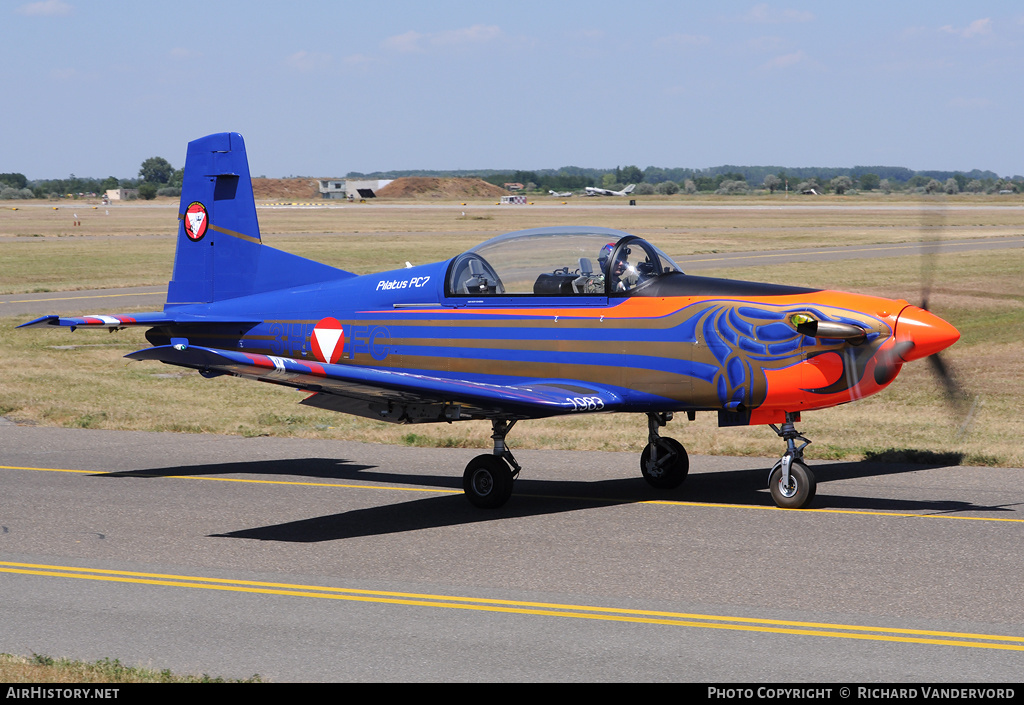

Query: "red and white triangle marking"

xmin=311 ymin=317 xmax=345 ymax=364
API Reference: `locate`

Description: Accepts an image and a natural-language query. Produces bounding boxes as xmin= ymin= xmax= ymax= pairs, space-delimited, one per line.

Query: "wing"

xmin=126 ymin=344 xmax=623 ymax=423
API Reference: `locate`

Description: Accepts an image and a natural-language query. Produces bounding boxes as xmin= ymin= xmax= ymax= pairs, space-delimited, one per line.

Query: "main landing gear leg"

xmin=463 ymin=419 xmax=520 ymax=509
xmin=640 ymin=412 xmax=689 ymax=489
xmin=767 ymin=412 xmax=816 ymax=509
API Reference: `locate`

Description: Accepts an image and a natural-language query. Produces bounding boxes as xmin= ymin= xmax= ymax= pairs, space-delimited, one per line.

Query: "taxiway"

xmin=2 ymin=425 xmax=1023 ymax=681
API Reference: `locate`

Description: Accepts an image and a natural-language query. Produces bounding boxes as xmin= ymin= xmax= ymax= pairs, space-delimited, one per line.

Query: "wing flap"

xmin=125 ymin=344 xmax=622 ymax=421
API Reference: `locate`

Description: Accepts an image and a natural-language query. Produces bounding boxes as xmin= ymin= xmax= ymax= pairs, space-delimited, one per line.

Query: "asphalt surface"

xmin=2 ymin=425 xmax=1023 ymax=682
xmin=2 ymin=286 xmax=166 ymax=319
xmin=4 ymin=235 xmax=1023 ymax=320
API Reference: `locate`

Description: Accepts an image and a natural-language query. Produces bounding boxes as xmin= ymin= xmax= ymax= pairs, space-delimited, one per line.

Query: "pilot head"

xmin=599 ymin=242 xmax=628 ymax=277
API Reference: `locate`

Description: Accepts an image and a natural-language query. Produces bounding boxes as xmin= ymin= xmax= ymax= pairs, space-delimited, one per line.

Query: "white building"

xmin=317 ymin=179 xmax=394 ymax=199
xmin=105 ymin=188 xmax=139 ymax=201
xmin=317 ymin=180 xmax=346 ymax=199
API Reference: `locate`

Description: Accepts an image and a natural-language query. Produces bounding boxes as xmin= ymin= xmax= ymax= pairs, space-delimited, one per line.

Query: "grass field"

xmin=0 ymin=652 xmax=261 ymax=683
xmin=2 ymin=197 xmax=1022 ymax=468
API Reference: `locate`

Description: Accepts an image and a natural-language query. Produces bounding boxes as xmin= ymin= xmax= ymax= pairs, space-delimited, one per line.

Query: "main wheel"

xmin=640 ymin=437 xmax=689 ymax=489
xmin=463 ymin=454 xmax=514 ymax=509
xmin=769 ymin=459 xmax=816 ymax=509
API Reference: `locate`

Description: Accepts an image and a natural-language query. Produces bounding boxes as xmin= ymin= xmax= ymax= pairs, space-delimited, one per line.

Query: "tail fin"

xmin=623 ymin=184 xmax=636 ymax=194
xmin=166 ymin=132 xmax=351 ymax=306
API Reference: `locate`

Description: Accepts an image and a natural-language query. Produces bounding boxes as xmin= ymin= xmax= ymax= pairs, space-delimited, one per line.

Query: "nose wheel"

xmin=769 ymin=458 xmax=815 ymax=508
xmin=768 ymin=413 xmax=816 ymax=509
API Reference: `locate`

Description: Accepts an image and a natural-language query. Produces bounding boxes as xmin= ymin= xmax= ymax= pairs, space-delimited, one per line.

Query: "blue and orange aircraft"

xmin=21 ymin=133 xmax=961 ymax=509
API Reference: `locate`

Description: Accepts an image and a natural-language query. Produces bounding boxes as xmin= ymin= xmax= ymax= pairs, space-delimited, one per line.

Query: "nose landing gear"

xmin=768 ymin=413 xmax=816 ymax=509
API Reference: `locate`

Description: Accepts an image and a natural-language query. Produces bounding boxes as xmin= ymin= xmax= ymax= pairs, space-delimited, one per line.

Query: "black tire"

xmin=463 ymin=454 xmax=514 ymax=509
xmin=769 ymin=459 xmax=816 ymax=509
xmin=640 ymin=437 xmax=689 ymax=489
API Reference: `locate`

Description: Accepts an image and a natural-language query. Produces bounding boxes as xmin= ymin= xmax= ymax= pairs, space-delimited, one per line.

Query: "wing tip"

xmin=17 ymin=315 xmax=61 ymax=329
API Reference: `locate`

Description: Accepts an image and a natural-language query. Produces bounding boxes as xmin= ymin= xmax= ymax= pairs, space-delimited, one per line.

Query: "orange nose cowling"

xmin=895 ymin=305 xmax=960 ymax=362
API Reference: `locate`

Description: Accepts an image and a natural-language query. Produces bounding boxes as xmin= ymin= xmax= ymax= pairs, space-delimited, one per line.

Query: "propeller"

xmin=868 ymin=204 xmax=974 ymax=436
xmin=918 ymin=206 xmax=973 ymax=420
xmin=928 ymin=351 xmax=971 ymax=416
xmin=872 ymin=202 xmax=974 ymax=430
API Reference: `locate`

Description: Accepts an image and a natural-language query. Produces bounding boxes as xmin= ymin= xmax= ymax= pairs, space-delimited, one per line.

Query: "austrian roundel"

xmin=311 ymin=317 xmax=345 ymax=364
xmin=184 ymin=201 xmax=209 ymax=241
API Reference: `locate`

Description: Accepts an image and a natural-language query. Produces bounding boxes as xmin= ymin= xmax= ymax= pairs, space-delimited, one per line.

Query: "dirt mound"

xmin=249 ymin=176 xmax=508 ymax=201
xmin=252 ymin=178 xmax=319 ymax=201
xmin=375 ymin=177 xmax=508 ymax=199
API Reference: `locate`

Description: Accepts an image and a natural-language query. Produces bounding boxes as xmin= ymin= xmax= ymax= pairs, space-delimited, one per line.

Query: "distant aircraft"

xmin=549 ymin=190 xmax=574 ymax=197
xmin=585 ymin=184 xmax=637 ymax=197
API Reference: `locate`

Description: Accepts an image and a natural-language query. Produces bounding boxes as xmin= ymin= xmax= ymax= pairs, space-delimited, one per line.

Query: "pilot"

xmin=598 ymin=242 xmax=634 ymax=293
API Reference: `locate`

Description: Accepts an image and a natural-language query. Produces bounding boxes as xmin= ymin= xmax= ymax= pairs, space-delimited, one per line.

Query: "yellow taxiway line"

xmin=3 ymin=464 xmax=1023 ymax=522
xmin=1 ymin=560 xmax=1022 ymax=651
xmin=0 ymin=291 xmax=160 ymax=304
xmin=687 ymin=243 xmax=934 ymax=264
xmin=682 ymin=236 xmax=1024 ymax=265
xmin=0 ymin=464 xmax=454 ymax=494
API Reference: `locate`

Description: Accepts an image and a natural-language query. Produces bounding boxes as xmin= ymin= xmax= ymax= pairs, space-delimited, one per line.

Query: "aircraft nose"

xmin=894 ymin=305 xmax=960 ymax=362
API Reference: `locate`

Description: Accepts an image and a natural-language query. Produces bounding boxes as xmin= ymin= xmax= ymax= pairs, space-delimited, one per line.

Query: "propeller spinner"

xmin=892 ymin=304 xmax=960 ymax=363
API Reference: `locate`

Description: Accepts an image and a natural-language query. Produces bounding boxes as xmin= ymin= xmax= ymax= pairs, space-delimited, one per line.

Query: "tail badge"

xmin=184 ymin=201 xmax=208 ymax=241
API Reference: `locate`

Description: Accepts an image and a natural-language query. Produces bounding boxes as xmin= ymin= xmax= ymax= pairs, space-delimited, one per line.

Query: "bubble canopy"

xmin=445 ymin=226 xmax=682 ymax=298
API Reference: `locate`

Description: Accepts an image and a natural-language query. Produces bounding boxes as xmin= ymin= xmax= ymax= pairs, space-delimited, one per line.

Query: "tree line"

xmin=4 ymin=157 xmax=1020 ymax=200
xmin=0 ymin=156 xmax=182 ymax=200
xmin=350 ymin=164 xmax=1020 ymax=195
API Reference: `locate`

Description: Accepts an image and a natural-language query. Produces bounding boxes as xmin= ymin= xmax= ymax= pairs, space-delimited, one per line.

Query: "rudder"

xmin=166 ymin=132 xmax=350 ymax=306
xmin=167 ymin=132 xmax=259 ymax=304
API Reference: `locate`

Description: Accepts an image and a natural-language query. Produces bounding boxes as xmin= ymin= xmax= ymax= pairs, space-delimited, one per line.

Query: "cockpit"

xmin=445 ymin=227 xmax=682 ymax=298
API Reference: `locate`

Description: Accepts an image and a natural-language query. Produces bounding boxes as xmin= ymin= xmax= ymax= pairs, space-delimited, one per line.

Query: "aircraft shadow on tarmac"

xmin=97 ymin=457 xmax=467 ymax=491
xmin=90 ymin=454 xmax=1017 ymax=542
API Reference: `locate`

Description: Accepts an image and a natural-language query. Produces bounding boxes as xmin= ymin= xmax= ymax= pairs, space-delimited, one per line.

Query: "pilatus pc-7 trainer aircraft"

xmin=21 ymin=133 xmax=961 ymax=510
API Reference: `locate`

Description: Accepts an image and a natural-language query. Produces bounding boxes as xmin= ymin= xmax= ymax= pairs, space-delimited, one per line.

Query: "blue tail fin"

xmin=166 ymin=132 xmax=352 ymax=305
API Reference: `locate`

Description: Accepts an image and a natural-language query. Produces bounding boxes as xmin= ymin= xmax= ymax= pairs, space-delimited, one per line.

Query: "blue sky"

xmin=4 ymin=1 xmax=1023 ymax=179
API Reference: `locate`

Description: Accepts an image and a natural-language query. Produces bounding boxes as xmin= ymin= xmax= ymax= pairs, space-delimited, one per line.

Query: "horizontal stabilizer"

xmin=18 ymin=312 xmax=262 ymax=330
xmin=126 ymin=344 xmax=623 ymax=421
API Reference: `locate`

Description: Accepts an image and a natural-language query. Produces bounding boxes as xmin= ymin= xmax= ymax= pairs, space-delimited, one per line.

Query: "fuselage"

xmin=147 ymin=254 xmax=950 ymax=427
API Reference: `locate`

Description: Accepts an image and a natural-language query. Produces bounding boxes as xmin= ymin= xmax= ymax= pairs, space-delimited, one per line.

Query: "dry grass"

xmin=0 ymin=238 xmax=175 ymax=293
xmin=3 ymin=197 xmax=1021 ymax=289
xmin=0 ymin=652 xmax=261 ymax=683
xmin=2 ymin=201 xmax=1022 ymax=467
